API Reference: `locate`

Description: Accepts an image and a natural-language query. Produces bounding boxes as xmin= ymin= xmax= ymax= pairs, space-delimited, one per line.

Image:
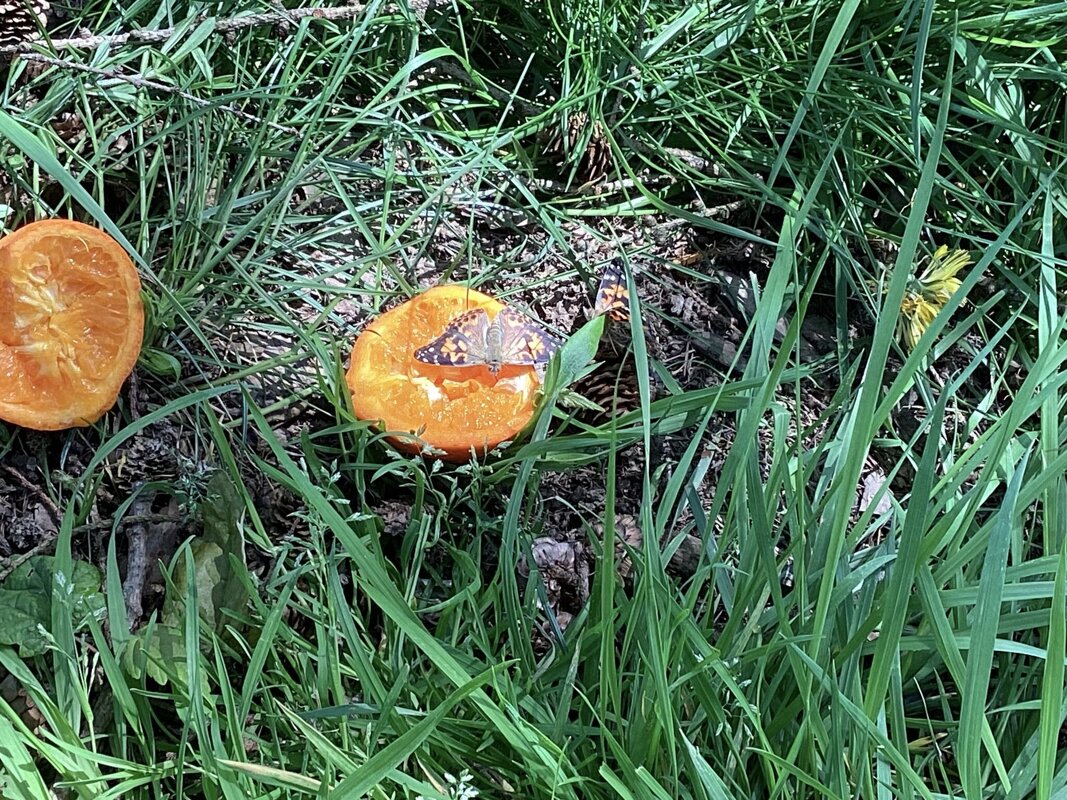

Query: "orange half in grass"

xmin=0 ymin=220 xmax=145 ymax=430
xmin=346 ymin=285 xmax=547 ymax=461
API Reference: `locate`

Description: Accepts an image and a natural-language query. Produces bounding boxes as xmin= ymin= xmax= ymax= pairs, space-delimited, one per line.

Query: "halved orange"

xmin=0 ymin=220 xmax=144 ymax=430
xmin=346 ymin=285 xmax=545 ymax=461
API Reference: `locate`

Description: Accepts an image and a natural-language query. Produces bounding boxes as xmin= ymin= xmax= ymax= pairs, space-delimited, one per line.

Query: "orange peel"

xmin=346 ymin=285 xmax=546 ymax=461
xmin=0 ymin=219 xmax=144 ymax=430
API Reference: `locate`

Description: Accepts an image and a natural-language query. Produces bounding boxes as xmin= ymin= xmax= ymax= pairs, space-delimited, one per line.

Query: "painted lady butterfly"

xmin=414 ymin=306 xmax=562 ymax=374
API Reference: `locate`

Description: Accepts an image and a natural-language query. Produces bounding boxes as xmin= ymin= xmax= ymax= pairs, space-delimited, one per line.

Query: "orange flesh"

xmin=346 ymin=286 xmax=543 ymax=461
xmin=0 ymin=220 xmax=144 ymax=430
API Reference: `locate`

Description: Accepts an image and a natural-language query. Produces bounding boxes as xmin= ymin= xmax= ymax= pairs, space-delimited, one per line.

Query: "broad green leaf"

xmin=122 ymin=620 xmax=189 ymax=688
xmin=123 ymin=472 xmax=247 ymax=689
xmin=139 ymin=347 xmax=183 ymax=380
xmin=556 ymin=314 xmax=606 ymax=390
xmin=166 ymin=471 xmax=248 ymax=634
xmin=0 ymin=557 xmax=104 ymax=657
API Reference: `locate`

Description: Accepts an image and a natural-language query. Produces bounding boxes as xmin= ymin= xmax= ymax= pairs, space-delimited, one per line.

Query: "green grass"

xmin=2 ymin=0 xmax=1067 ymax=797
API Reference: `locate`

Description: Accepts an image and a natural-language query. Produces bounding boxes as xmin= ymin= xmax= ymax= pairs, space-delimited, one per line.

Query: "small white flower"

xmin=418 ymin=769 xmax=479 ymax=799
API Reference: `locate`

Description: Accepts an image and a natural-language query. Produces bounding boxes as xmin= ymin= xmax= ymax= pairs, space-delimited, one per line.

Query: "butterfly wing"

xmin=593 ymin=260 xmax=631 ymax=322
xmin=495 ymin=306 xmax=562 ymax=366
xmin=413 ymin=308 xmax=490 ymax=367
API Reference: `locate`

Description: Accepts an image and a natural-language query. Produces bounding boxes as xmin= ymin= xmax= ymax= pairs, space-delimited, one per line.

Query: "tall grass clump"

xmin=0 ymin=0 xmax=1065 ymax=798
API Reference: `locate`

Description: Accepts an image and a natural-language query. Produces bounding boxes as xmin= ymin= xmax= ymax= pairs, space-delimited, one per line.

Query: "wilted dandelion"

xmin=896 ymin=245 xmax=972 ymax=350
xmin=897 ymin=293 xmax=939 ymax=351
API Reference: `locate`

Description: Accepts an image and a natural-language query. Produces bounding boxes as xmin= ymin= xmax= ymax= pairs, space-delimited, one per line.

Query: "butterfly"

xmin=414 ymin=306 xmax=562 ymax=374
xmin=592 ymin=260 xmax=631 ymax=322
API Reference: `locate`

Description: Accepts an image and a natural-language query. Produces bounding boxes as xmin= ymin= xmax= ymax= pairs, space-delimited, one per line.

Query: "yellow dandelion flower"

xmin=894 ymin=245 xmax=972 ymax=349
xmin=897 ymin=292 xmax=939 ymax=350
xmin=916 ymin=245 xmax=970 ymax=306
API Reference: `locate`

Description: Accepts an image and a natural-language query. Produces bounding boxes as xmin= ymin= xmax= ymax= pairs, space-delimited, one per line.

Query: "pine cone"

xmin=0 ymin=0 xmax=49 ymax=47
xmin=101 ymin=421 xmax=194 ymax=502
xmin=541 ymin=110 xmax=614 ymax=185
xmin=517 ymin=536 xmax=590 ymax=610
xmin=574 ymin=354 xmax=641 ymax=424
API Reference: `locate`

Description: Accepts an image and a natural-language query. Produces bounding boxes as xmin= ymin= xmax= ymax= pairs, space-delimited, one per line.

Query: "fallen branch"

xmin=0 ymin=5 xmax=386 ymax=56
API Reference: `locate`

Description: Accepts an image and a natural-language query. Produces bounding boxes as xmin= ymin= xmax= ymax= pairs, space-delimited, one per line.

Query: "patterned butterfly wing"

xmin=593 ymin=261 xmax=631 ymax=322
xmin=413 ymin=308 xmax=491 ymax=367
xmin=495 ymin=306 xmax=562 ymax=367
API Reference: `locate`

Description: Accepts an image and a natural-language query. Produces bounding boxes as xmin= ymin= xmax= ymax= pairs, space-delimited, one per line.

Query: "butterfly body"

xmin=414 ymin=306 xmax=561 ymax=374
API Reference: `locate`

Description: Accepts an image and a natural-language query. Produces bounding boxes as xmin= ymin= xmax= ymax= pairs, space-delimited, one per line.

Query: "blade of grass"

xmin=959 ymin=446 xmax=1031 ymax=798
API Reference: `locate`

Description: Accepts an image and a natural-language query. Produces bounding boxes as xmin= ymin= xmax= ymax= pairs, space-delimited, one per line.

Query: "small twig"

xmin=18 ymin=52 xmax=302 ymax=136
xmin=526 ymin=173 xmax=676 ymax=196
xmin=127 ymin=369 xmax=142 ymax=421
xmin=122 ymin=493 xmax=154 ymax=627
xmin=0 ymin=464 xmax=60 ymax=528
